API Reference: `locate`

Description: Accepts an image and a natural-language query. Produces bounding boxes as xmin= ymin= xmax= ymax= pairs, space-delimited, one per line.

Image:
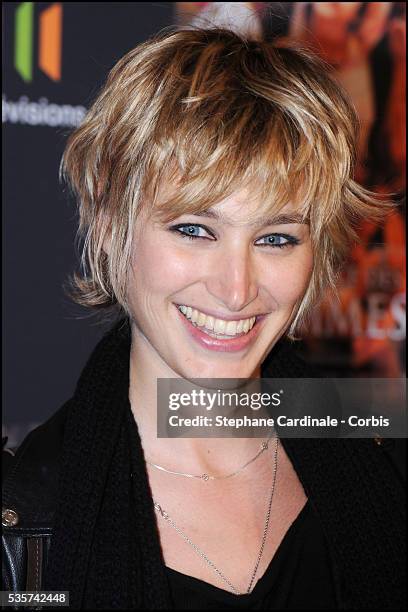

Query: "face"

xmin=126 ymin=187 xmax=313 ymax=380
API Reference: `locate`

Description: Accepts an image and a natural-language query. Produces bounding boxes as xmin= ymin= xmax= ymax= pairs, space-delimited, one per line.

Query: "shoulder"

xmin=2 ymin=399 xmax=73 ymax=531
xmin=373 ymin=436 xmax=406 ymax=484
xmin=2 ymin=318 xmax=130 ymax=531
xmin=261 ymin=340 xmax=406 ymax=484
xmin=2 ymin=401 xmax=72 ymax=592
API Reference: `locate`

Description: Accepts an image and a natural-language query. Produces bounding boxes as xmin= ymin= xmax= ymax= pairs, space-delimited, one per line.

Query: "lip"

xmin=174 ymin=304 xmax=265 ymax=321
xmin=174 ymin=304 xmax=267 ymax=353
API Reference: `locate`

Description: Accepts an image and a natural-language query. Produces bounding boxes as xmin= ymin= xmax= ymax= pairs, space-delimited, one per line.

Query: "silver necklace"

xmin=153 ymin=437 xmax=279 ymax=595
xmin=147 ymin=434 xmax=274 ymax=482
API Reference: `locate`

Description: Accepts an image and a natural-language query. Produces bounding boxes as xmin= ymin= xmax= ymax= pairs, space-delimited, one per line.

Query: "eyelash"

xmin=169 ymin=224 xmax=300 ymax=249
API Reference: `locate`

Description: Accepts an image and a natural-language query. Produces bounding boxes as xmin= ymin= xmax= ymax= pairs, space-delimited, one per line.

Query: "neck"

xmin=128 ymin=322 xmax=267 ymax=477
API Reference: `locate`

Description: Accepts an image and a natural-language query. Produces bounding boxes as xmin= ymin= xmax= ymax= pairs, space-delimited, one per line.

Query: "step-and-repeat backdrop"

xmin=3 ymin=2 xmax=406 ymax=446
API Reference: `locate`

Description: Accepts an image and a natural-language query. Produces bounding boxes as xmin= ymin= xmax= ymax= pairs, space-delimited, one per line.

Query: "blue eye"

xmin=255 ymin=234 xmax=298 ymax=249
xmin=171 ymin=224 xmax=213 ymax=240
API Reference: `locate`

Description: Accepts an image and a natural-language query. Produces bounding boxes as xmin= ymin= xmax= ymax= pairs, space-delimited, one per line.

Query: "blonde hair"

xmin=61 ymin=27 xmax=391 ymax=337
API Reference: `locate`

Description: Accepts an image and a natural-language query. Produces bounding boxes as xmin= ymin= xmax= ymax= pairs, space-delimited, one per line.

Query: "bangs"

xmin=140 ymin=36 xmax=355 ymax=238
xmin=148 ymin=119 xmax=335 ymax=234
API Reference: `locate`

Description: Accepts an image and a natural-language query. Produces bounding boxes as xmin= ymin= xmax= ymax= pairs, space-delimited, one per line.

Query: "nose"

xmin=205 ymin=247 xmax=259 ymax=313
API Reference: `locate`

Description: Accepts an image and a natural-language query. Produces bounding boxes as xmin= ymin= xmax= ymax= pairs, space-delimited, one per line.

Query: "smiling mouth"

xmin=176 ymin=304 xmax=260 ymax=339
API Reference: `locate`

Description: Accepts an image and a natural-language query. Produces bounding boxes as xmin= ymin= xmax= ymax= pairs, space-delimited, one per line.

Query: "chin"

xmin=179 ymin=359 xmax=258 ymax=381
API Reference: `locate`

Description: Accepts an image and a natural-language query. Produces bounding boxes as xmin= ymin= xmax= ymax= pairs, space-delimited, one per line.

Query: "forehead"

xmin=190 ymin=189 xmax=307 ymax=227
xmin=149 ymin=181 xmax=308 ymax=227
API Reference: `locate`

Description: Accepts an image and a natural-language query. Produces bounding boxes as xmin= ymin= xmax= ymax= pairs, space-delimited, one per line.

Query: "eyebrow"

xmin=190 ymin=209 xmax=309 ymax=227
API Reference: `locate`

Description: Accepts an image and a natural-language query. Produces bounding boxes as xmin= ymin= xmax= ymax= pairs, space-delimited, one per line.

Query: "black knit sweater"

xmin=44 ymin=319 xmax=406 ymax=609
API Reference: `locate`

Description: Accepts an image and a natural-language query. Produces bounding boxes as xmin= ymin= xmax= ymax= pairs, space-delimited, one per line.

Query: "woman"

xmin=2 ymin=27 xmax=405 ymax=610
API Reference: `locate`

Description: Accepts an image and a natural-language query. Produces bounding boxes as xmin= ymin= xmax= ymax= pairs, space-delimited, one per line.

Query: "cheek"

xmin=129 ymin=233 xmax=196 ymax=297
xmin=291 ymin=245 xmax=314 ymax=298
xmin=264 ymin=247 xmax=313 ymax=305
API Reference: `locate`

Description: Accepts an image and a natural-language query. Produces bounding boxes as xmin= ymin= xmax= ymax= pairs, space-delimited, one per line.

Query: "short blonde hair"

xmin=61 ymin=27 xmax=391 ymax=337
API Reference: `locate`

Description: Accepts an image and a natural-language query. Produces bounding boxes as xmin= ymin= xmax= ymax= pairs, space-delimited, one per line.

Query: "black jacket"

xmin=2 ymin=399 xmax=73 ymax=595
xmin=2 ymin=410 xmax=406 ymax=605
xmin=2 ymin=326 xmax=406 ymax=609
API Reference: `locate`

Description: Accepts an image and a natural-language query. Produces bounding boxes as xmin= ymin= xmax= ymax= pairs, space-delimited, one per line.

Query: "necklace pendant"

xmin=201 ymin=473 xmax=210 ymax=481
xmin=261 ymin=441 xmax=268 ymax=450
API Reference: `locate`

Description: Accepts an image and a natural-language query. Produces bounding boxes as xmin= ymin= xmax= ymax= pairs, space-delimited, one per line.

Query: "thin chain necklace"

xmin=153 ymin=437 xmax=279 ymax=595
xmin=146 ymin=433 xmax=275 ymax=482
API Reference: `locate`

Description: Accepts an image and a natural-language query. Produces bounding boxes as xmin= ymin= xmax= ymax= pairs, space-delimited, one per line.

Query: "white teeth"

xmin=178 ymin=305 xmax=258 ymax=338
xmin=236 ymin=320 xmax=244 ymax=334
xmin=205 ymin=315 xmax=215 ymax=331
xmin=214 ymin=319 xmax=226 ymax=334
xmin=197 ymin=312 xmax=206 ymax=327
xmin=225 ymin=321 xmax=238 ymax=336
